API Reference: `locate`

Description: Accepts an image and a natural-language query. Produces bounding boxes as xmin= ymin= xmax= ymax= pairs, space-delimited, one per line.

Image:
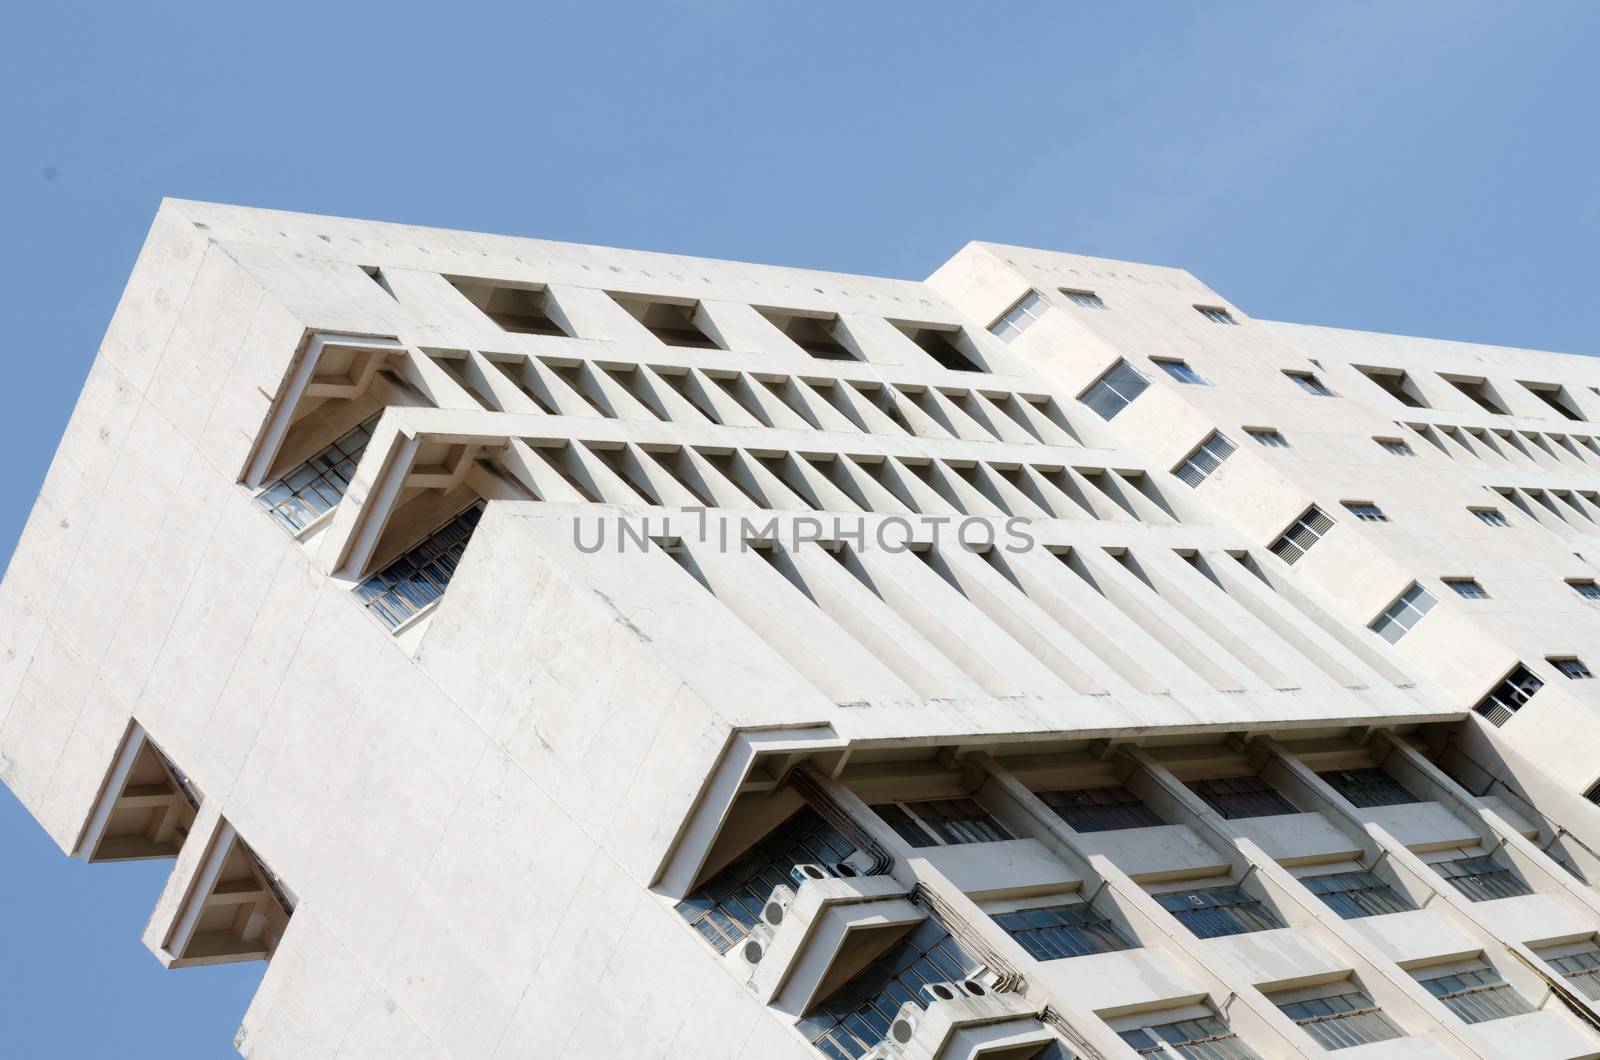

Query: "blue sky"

xmin=2 ymin=2 xmax=1598 ymax=1054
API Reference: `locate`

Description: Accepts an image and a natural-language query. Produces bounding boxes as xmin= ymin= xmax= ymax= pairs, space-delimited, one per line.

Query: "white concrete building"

xmin=5 ymin=201 xmax=1600 ymax=1059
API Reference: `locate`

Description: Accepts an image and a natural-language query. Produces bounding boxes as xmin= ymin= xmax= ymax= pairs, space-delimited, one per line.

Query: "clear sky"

xmin=2 ymin=1 xmax=1598 ymax=1054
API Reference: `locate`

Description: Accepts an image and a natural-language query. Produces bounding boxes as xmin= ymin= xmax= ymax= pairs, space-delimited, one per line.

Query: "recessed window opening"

xmin=353 ymin=503 xmax=484 ymax=631
xmin=1551 ymin=656 xmax=1594 ymax=679
xmin=1370 ymin=583 xmax=1436 ymax=643
xmin=1155 ymin=359 xmax=1209 ymax=385
xmin=1080 ymin=359 xmax=1150 ymax=420
xmin=1355 ymin=366 xmax=1429 ymax=408
xmin=1189 ymin=775 xmax=1297 ymax=819
xmin=257 ymin=416 xmax=378 ymax=532
xmin=988 ymin=290 xmax=1048 ymax=342
xmin=893 ymin=321 xmax=984 ymax=372
xmin=1247 ymin=428 xmax=1290 ymax=448
xmin=1061 ymin=288 xmax=1105 ymax=309
xmin=1174 ymin=432 xmax=1236 ymax=487
xmin=1285 ymin=370 xmax=1335 ymax=396
xmin=870 ymin=798 xmax=1010 ymax=847
xmin=1269 ymin=506 xmax=1334 ymax=564
xmin=1474 ymin=664 xmax=1543 ymax=725
xmin=756 ymin=307 xmax=856 ymax=360
xmin=611 ymin=293 xmax=721 ymax=349
xmin=448 ymin=278 xmax=569 ymax=336
xmin=1195 ymin=305 xmax=1237 ymax=325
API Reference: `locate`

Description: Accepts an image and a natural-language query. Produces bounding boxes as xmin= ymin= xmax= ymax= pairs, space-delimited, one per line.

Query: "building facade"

xmin=3 ymin=200 xmax=1600 ymax=1058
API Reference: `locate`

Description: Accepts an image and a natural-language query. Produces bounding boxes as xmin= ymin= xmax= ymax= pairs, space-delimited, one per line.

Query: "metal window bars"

xmin=256 ymin=416 xmax=378 ymax=532
xmin=1419 ymin=968 xmax=1534 ymax=1024
xmin=352 ymin=503 xmax=484 ymax=630
xmin=1279 ymin=993 xmax=1404 ymax=1050
xmin=1433 ymin=854 xmax=1532 ymax=902
xmin=1319 ymin=769 xmax=1420 ymax=808
xmin=1302 ymin=870 xmax=1415 ymax=919
xmin=1269 ymin=506 xmax=1335 ymax=564
xmin=1157 ymin=885 xmax=1284 ymax=939
xmin=1188 ymin=775 xmax=1297 ymax=819
xmin=1175 ymin=432 xmax=1236 ymax=487
xmin=1474 ymin=665 xmax=1544 ymax=726
xmin=1037 ymin=786 xmax=1164 ymax=833
xmin=993 ymin=903 xmax=1131 ymax=960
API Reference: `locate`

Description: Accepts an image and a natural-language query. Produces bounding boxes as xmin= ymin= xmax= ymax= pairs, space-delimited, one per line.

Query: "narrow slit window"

xmin=992 ymin=903 xmax=1130 ymax=960
xmin=1343 ymin=502 xmax=1388 ymax=522
xmin=1473 ymin=507 xmax=1511 ymax=527
xmin=1247 ymin=428 xmax=1290 ymax=448
xmin=1195 ymin=305 xmax=1237 ymax=325
xmin=1155 ymin=359 xmax=1209 ymax=385
xmin=1551 ymin=657 xmax=1594 ymax=680
xmin=1037 ymin=787 xmax=1164 ymax=832
xmin=1376 ymin=437 xmax=1416 ymax=456
xmin=870 ymin=798 xmax=1010 ymax=847
xmin=1188 ymin=776 xmax=1297 ymax=819
xmin=1444 ymin=578 xmax=1489 ymax=599
xmin=1302 ymin=871 xmax=1415 ymax=919
xmin=1156 ymin=885 xmax=1282 ymax=938
xmin=1285 ymin=370 xmax=1335 ymax=397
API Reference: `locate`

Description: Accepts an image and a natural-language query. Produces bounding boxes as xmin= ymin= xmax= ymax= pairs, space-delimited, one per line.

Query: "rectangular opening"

xmin=756 ymin=306 xmax=857 ymax=360
xmin=448 ymin=278 xmax=569 ymax=336
xmin=892 ymin=321 xmax=985 ymax=372
xmin=610 ymin=293 xmax=722 ymax=349
xmin=1354 ymin=366 xmax=1429 ymax=408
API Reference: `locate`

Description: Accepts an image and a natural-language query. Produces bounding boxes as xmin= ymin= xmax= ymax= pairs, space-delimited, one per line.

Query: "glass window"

xmin=1552 ymin=657 xmax=1594 ymax=680
xmin=799 ymin=920 xmax=980 ymax=1060
xmin=1285 ymin=370 xmax=1335 ymax=396
xmin=1302 ymin=870 xmax=1415 ymax=919
xmin=1196 ymin=306 xmax=1237 ymax=325
xmin=1445 ymin=579 xmax=1489 ymax=599
xmin=256 ymin=417 xmax=378 ymax=532
xmin=871 ymin=799 xmax=1010 ymax=847
xmin=1376 ymin=437 xmax=1416 ymax=456
xmin=1418 ymin=966 xmax=1534 ymax=1024
xmin=1080 ymin=359 xmax=1150 ymax=420
xmin=1321 ymin=768 xmax=1420 ymax=808
xmin=1062 ymin=289 xmax=1105 ymax=309
xmin=989 ymin=291 xmax=1048 ymax=343
xmin=352 ymin=503 xmax=483 ymax=631
xmin=675 ymin=808 xmax=857 ymax=954
xmin=1546 ymin=944 xmax=1600 ymax=999
xmin=1278 ymin=991 xmax=1403 ymax=1050
xmin=1570 ymin=579 xmax=1600 ymax=600
xmin=993 ymin=903 xmax=1131 ymax=960
xmin=1189 ymin=775 xmax=1297 ymax=819
xmin=1343 ymin=502 xmax=1388 ymax=522
xmin=1270 ymin=506 xmax=1335 ymax=564
xmin=1475 ymin=665 xmax=1544 ymax=725
xmin=1037 ymin=786 xmax=1164 ymax=832
xmin=1248 ymin=428 xmax=1290 ymax=448
xmin=1370 ymin=583 xmax=1436 ymax=644
xmin=1156 ymin=359 xmax=1209 ymax=385
xmin=1433 ymin=854 xmax=1532 ymax=901
xmin=1174 ymin=432 xmax=1236 ymax=488
xmin=1157 ymin=885 xmax=1283 ymax=938
xmin=1121 ymin=1014 xmax=1260 ymax=1058
xmin=1473 ymin=508 xmax=1511 ymax=527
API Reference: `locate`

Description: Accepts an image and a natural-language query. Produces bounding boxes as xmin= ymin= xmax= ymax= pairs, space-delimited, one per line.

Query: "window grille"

xmin=1546 ymin=945 xmax=1600 ymax=999
xmin=1473 ymin=508 xmax=1511 ymax=527
xmin=1434 ymin=854 xmax=1531 ymax=901
xmin=257 ymin=417 xmax=377 ymax=532
xmin=1157 ymin=885 xmax=1283 ymax=938
xmin=1418 ymin=967 xmax=1534 ymax=1024
xmin=1038 ymin=786 xmax=1164 ymax=832
xmin=1196 ymin=306 xmax=1237 ymax=325
xmin=352 ymin=504 xmax=483 ymax=630
xmin=1320 ymin=769 xmax=1420 ymax=807
xmin=1279 ymin=992 xmax=1403 ymax=1050
xmin=1302 ymin=871 xmax=1415 ymax=919
xmin=1173 ymin=432 xmax=1236 ymax=488
xmin=1120 ymin=1015 xmax=1260 ymax=1058
xmin=993 ymin=904 xmax=1131 ymax=960
xmin=1370 ymin=583 xmax=1436 ymax=644
xmin=1377 ymin=437 xmax=1416 ymax=455
xmin=1080 ymin=359 xmax=1151 ymax=420
xmin=989 ymin=291 xmax=1048 ymax=342
xmin=1343 ymin=502 xmax=1388 ymax=522
xmin=871 ymin=799 xmax=1010 ymax=848
xmin=1474 ymin=665 xmax=1544 ymax=725
xmin=1189 ymin=776 xmax=1297 ymax=819
xmin=1570 ymin=580 xmax=1600 ymax=600
xmin=675 ymin=808 xmax=856 ymax=953
xmin=1269 ymin=506 xmax=1335 ymax=564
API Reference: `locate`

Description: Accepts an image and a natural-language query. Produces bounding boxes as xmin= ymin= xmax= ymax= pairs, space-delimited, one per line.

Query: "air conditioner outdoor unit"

xmin=887 ymin=999 xmax=923 ymax=1049
xmin=760 ymin=883 xmax=797 ymax=928
xmin=736 ymin=921 xmax=776 ymax=967
xmin=789 ymin=850 xmax=873 ymax=888
xmin=918 ymin=978 xmax=991 ymax=1005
